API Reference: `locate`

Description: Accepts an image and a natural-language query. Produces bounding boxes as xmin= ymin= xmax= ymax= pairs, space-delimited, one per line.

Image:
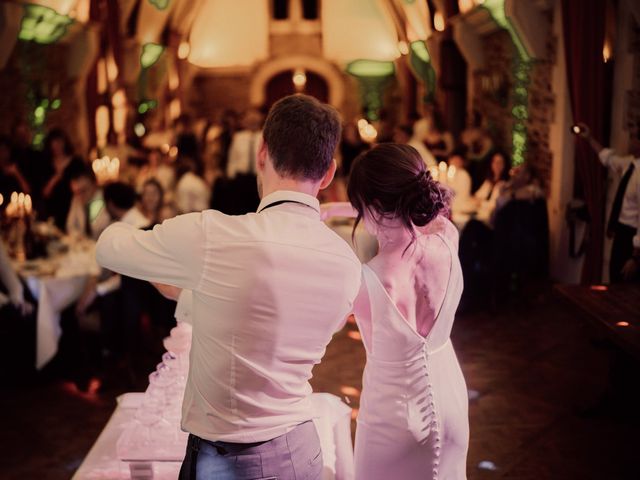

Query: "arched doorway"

xmin=264 ymin=69 xmax=329 ymax=110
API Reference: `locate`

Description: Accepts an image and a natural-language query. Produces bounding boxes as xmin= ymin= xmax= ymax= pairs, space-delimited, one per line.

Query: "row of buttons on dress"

xmin=423 ymin=343 xmax=441 ymax=479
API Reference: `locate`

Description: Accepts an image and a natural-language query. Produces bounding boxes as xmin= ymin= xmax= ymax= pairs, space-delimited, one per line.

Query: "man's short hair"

xmin=103 ymin=182 xmax=137 ymax=210
xmin=69 ymin=162 xmax=97 ymax=184
xmin=263 ymin=94 xmax=342 ymax=181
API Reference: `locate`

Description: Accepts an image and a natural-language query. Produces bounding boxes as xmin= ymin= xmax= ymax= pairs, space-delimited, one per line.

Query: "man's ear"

xmin=257 ymin=139 xmax=267 ymax=172
xmin=319 ymin=159 xmax=337 ymax=190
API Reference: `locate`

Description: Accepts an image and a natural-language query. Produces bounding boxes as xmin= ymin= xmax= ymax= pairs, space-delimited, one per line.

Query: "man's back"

xmin=96 ymin=191 xmax=361 ymax=442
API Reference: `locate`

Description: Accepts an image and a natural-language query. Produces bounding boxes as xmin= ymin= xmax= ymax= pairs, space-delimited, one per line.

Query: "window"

xmin=272 ymin=0 xmax=289 ymax=20
xmin=301 ymin=0 xmax=319 ymax=20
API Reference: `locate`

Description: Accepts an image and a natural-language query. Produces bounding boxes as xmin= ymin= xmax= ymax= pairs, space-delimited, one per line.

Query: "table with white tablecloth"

xmin=15 ymin=241 xmax=101 ymax=369
xmin=73 ymin=392 xmax=355 ymax=480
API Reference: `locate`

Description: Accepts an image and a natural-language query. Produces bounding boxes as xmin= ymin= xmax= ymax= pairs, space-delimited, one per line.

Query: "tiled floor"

xmin=1 ymin=288 xmax=638 ymax=479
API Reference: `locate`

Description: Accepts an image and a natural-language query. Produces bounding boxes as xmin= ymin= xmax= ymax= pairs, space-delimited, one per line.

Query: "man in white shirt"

xmin=96 ymin=94 xmax=361 ymax=479
xmin=579 ymin=124 xmax=640 ymax=282
xmin=66 ymin=166 xmax=111 ymax=240
xmin=226 ymin=109 xmax=263 ymax=179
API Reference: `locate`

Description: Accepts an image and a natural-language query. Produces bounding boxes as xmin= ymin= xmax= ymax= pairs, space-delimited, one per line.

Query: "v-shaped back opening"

xmin=363 ymin=231 xmax=454 ymax=342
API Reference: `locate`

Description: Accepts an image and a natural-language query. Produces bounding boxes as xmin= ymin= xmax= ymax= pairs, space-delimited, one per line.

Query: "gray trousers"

xmin=179 ymin=421 xmax=323 ymax=480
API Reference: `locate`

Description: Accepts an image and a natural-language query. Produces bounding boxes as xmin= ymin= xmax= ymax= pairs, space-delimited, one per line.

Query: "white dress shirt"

xmin=96 ymin=190 xmax=362 ymax=442
xmin=600 ymin=148 xmax=640 ymax=247
xmin=226 ymin=130 xmax=262 ymax=178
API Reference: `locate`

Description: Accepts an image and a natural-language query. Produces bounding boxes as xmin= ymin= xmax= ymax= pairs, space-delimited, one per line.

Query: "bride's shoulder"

xmin=421 ymin=215 xmax=459 ymax=246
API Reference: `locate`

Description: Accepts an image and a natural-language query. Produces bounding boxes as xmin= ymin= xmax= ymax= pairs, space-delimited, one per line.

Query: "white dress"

xmin=354 ymin=231 xmax=469 ymax=480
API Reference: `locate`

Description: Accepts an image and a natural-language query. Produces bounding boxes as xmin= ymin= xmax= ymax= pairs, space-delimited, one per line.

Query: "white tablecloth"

xmin=18 ymin=244 xmax=100 ymax=369
xmin=74 ymin=392 xmax=354 ymax=480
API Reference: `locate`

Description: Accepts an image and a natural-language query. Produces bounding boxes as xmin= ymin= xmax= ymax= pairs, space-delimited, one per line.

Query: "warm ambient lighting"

xmin=434 ymin=11 xmax=446 ymax=32
xmin=95 ymin=105 xmax=110 ymax=148
xmin=398 ymin=41 xmax=409 ymax=55
xmin=178 ymin=41 xmax=190 ymax=60
xmin=590 ymin=285 xmax=608 ymax=292
xmin=616 ymin=321 xmax=630 ymax=327
xmin=602 ymin=41 xmax=612 ymax=63
xmin=292 ymin=69 xmax=307 ymax=90
xmin=92 ymin=156 xmax=120 ymax=185
xmin=458 ymin=0 xmax=475 ymax=13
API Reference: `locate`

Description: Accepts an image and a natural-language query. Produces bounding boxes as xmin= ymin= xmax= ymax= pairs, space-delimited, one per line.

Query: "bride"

xmin=323 ymin=143 xmax=469 ymax=479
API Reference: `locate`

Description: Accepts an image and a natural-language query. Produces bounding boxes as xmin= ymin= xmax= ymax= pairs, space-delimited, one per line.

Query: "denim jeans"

xmin=179 ymin=421 xmax=323 ymax=480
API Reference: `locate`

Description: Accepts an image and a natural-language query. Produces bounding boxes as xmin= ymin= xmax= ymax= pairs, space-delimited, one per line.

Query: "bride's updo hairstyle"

xmin=347 ymin=143 xmax=451 ymax=248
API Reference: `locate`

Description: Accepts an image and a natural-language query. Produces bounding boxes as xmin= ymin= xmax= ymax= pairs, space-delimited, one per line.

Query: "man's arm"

xmin=95 ymin=212 xmax=206 ymax=290
xmin=577 ymin=123 xmax=630 ymax=174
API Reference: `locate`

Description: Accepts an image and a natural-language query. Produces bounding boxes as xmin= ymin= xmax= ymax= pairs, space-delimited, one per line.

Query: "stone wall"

xmin=471 ymin=18 xmax=556 ymax=194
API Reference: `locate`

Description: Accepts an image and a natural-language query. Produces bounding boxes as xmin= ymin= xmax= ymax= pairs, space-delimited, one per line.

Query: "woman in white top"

xmin=323 ymin=143 xmax=469 ymax=479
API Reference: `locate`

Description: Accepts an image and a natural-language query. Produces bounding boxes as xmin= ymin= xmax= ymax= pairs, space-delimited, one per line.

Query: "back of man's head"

xmin=263 ymin=94 xmax=342 ymax=182
xmin=103 ymin=181 xmax=137 ymax=212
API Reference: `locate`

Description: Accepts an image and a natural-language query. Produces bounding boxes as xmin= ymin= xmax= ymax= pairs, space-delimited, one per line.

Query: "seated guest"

xmin=0 ymin=135 xmax=31 ymax=206
xmin=139 ymin=178 xmax=171 ymax=225
xmin=65 ymin=164 xmax=110 ymax=239
xmin=75 ymin=182 xmax=153 ymax=365
xmin=135 ymin=148 xmax=175 ymax=195
xmin=41 ymin=129 xmax=85 ymax=230
xmin=447 ymin=148 xmax=474 ymax=214
xmin=401 ymin=120 xmax=437 ymax=167
xmin=494 ymin=163 xmax=544 ymax=217
xmin=104 ymin=182 xmax=150 ymax=229
xmin=474 ymin=150 xmax=511 ymax=222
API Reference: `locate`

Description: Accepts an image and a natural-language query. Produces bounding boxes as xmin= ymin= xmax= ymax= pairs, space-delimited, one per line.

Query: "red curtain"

xmin=562 ymin=0 xmax=608 ymax=284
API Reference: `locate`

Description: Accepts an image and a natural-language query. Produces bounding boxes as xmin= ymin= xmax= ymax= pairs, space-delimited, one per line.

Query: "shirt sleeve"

xmin=599 ymin=148 xmax=632 ymax=175
xmin=95 ymin=212 xmax=206 ymax=290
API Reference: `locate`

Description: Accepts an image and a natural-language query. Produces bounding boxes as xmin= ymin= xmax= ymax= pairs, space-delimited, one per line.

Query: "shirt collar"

xmin=257 ymin=190 xmax=320 ymax=216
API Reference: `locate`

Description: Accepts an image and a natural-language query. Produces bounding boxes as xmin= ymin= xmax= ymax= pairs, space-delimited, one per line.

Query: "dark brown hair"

xmin=263 ymin=94 xmax=342 ymax=181
xmin=347 ymin=143 xmax=451 ymax=250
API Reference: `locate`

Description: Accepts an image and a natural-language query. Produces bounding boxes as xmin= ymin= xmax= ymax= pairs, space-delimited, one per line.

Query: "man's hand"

xmin=621 ymin=258 xmax=639 ymax=281
xmin=152 ymin=282 xmax=182 ymax=300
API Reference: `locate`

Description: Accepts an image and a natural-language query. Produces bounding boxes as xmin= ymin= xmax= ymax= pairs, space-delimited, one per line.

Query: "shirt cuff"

xmin=598 ymin=148 xmax=614 ymax=165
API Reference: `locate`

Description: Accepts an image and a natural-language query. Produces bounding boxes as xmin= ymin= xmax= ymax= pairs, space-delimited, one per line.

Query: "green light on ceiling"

xmin=51 ymin=98 xmax=61 ymax=110
xmin=149 ymin=0 xmax=171 ymax=10
xmin=346 ymin=60 xmax=395 ymax=78
xmin=140 ymin=43 xmax=165 ymax=69
xmin=18 ymin=4 xmax=73 ymax=45
xmin=410 ymin=41 xmax=430 ymax=63
xmin=481 ymin=0 xmax=530 ymax=62
xmin=138 ymin=99 xmax=158 ymax=114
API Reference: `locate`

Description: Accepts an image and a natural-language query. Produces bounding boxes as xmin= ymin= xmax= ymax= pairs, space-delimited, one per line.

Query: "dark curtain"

xmin=562 ymin=0 xmax=608 ymax=284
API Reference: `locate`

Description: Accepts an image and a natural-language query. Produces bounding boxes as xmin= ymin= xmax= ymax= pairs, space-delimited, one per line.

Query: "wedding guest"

xmin=65 ymin=164 xmax=110 ymax=239
xmin=447 ymin=148 xmax=474 ymax=214
xmin=139 ymin=178 xmax=168 ymax=225
xmin=474 ymin=149 xmax=511 ymax=222
xmin=226 ymin=108 xmax=263 ymax=179
xmin=407 ymin=119 xmax=438 ymax=168
xmin=322 ymin=143 xmax=468 ymax=479
xmin=578 ymin=124 xmax=640 ymax=282
xmin=423 ymin=110 xmax=454 ymax=163
xmin=41 ymin=129 xmax=85 ymax=230
xmin=135 ymin=148 xmax=175 ymax=196
xmin=96 ymin=94 xmax=361 ymax=479
xmin=175 ymin=156 xmax=211 ymax=214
